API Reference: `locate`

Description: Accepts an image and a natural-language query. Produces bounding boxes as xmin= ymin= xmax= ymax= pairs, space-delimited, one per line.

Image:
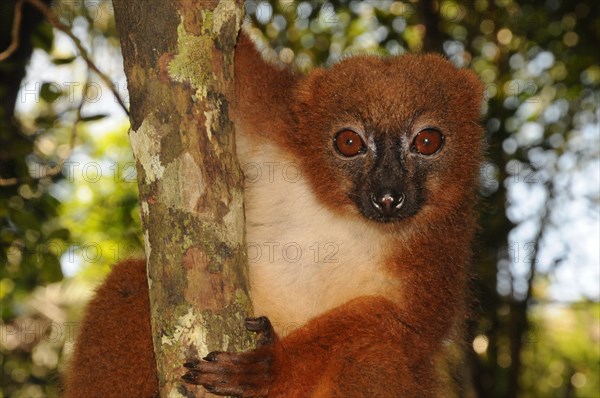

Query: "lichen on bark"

xmin=168 ymin=22 xmax=213 ymax=99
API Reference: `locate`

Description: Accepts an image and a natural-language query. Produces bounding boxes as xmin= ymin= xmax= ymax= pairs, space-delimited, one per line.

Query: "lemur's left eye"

xmin=412 ymin=129 xmax=444 ymax=155
xmin=334 ymin=130 xmax=366 ymax=157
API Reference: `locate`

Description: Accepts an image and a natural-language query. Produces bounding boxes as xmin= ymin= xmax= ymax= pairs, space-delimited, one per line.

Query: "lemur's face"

xmin=329 ymin=122 xmax=444 ymax=223
xmin=288 ymin=54 xmax=484 ymax=224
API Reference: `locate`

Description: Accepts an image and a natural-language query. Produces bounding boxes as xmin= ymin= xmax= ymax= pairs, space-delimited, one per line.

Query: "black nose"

xmin=370 ymin=192 xmax=406 ymax=217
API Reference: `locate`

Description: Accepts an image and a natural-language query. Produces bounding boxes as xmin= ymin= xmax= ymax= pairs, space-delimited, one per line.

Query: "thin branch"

xmin=70 ymin=73 xmax=91 ymax=149
xmin=0 ymin=177 xmax=19 ymax=186
xmin=0 ymin=0 xmax=129 ymax=116
xmin=0 ymin=0 xmax=24 ymax=62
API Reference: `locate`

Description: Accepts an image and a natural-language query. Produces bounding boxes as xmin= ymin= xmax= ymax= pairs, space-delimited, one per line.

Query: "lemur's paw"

xmin=182 ymin=316 xmax=277 ymax=397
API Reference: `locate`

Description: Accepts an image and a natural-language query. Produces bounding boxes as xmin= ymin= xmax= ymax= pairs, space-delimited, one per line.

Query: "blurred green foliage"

xmin=1 ymin=1 xmax=140 ymax=396
xmin=0 ymin=0 xmax=598 ymax=397
xmin=520 ymin=303 xmax=600 ymax=397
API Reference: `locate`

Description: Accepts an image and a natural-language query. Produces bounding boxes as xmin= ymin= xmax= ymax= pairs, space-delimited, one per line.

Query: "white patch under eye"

xmin=367 ymin=135 xmax=377 ymax=156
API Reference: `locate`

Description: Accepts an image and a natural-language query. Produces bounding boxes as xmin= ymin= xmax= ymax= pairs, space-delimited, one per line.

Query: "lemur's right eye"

xmin=334 ymin=130 xmax=366 ymax=157
xmin=412 ymin=129 xmax=444 ymax=156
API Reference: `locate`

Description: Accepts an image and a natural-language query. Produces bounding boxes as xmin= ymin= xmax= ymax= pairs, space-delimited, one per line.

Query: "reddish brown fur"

xmin=65 ymin=31 xmax=483 ymax=397
xmin=63 ymin=259 xmax=158 ymax=397
xmin=233 ymin=33 xmax=298 ymax=144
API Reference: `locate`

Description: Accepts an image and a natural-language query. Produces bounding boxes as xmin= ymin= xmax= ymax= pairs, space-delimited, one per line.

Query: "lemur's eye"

xmin=334 ymin=130 xmax=366 ymax=157
xmin=412 ymin=129 xmax=444 ymax=155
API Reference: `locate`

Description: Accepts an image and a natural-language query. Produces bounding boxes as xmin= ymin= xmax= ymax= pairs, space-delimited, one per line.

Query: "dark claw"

xmin=204 ymin=385 xmax=216 ymax=393
xmin=183 ymin=359 xmax=200 ymax=369
xmin=245 ymin=316 xmax=271 ymax=333
xmin=203 ymin=351 xmax=218 ymax=362
xmin=181 ymin=370 xmax=199 ymax=384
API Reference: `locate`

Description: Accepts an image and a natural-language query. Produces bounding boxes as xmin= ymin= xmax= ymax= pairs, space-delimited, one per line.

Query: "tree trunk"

xmin=112 ymin=1 xmax=252 ymax=396
xmin=418 ymin=0 xmax=445 ymax=53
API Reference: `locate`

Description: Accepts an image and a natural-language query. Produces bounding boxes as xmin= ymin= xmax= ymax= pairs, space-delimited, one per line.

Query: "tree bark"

xmin=112 ymin=1 xmax=252 ymax=396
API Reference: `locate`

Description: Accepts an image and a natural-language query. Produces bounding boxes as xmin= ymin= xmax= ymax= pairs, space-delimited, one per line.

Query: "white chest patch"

xmin=237 ymin=136 xmax=398 ymax=336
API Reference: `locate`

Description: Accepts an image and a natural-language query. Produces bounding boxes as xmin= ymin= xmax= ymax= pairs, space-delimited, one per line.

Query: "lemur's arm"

xmin=183 ymin=296 xmax=435 ymax=398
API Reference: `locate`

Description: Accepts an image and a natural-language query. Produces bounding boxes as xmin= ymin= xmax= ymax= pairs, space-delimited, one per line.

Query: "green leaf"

xmin=52 ymin=56 xmax=77 ymax=65
xmin=80 ymin=114 xmax=109 ymax=122
xmin=38 ymin=254 xmax=63 ymax=282
xmin=40 ymin=82 xmax=62 ymax=103
xmin=47 ymin=228 xmax=71 ymax=241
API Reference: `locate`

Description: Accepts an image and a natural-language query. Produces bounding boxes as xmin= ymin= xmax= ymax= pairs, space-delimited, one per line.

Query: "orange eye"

xmin=334 ymin=130 xmax=366 ymax=157
xmin=412 ymin=129 xmax=444 ymax=155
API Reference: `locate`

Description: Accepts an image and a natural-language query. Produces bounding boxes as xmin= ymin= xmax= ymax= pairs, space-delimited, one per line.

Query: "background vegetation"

xmin=1 ymin=0 xmax=598 ymax=397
